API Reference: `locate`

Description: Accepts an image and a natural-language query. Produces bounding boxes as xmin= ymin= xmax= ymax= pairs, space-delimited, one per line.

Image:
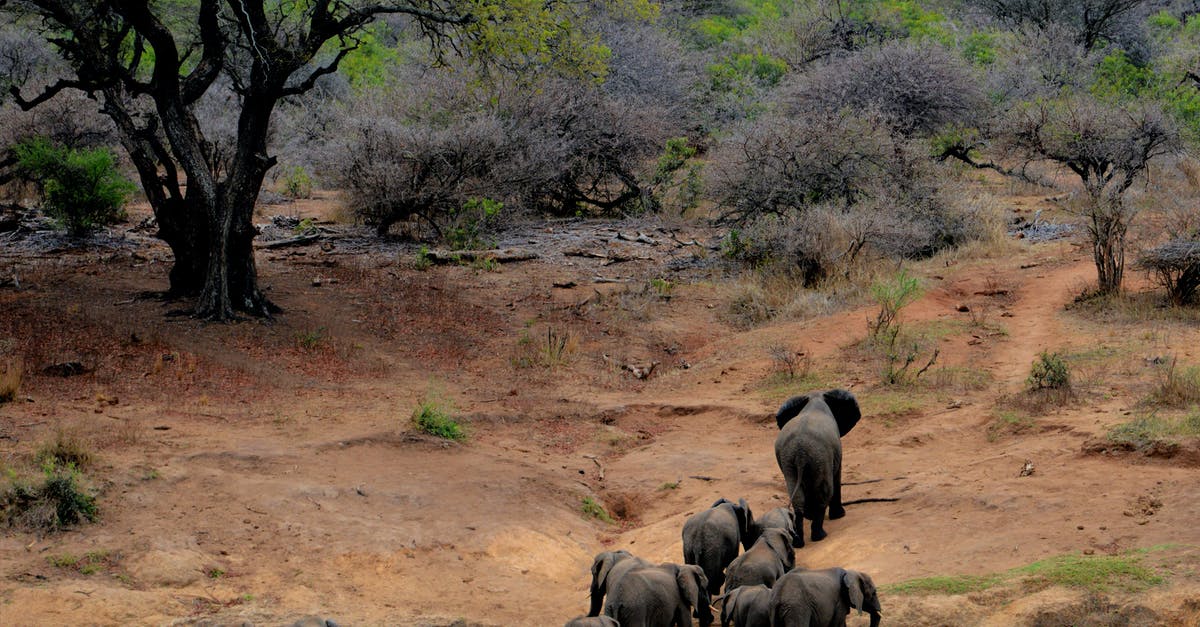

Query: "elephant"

xmin=723 ymin=528 xmax=794 ymax=593
xmin=589 ymin=550 xmax=653 ymax=616
xmin=565 ymin=616 xmax=620 ymax=627
xmin=774 ymin=389 xmax=862 ymax=547
xmin=716 ymin=583 xmax=771 ymax=627
xmin=603 ymin=562 xmax=713 ymax=627
xmin=768 ymin=567 xmax=881 ymax=627
xmin=749 ymin=507 xmax=796 ymax=544
xmin=682 ymin=498 xmax=755 ymax=596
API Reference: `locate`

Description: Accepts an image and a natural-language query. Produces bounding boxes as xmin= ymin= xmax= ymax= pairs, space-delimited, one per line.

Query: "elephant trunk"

xmin=587 ymin=583 xmax=602 ymax=617
xmin=869 ymin=611 xmax=881 ymax=627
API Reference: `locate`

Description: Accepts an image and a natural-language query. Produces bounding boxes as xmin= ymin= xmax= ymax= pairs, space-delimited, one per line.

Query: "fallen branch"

xmin=842 ymin=497 xmax=901 ymax=506
xmin=424 ymin=248 xmax=539 ymax=264
xmin=258 ymin=234 xmax=320 ymax=249
xmin=689 ymin=475 xmax=716 ymax=482
xmin=843 ymin=476 xmax=908 ymax=486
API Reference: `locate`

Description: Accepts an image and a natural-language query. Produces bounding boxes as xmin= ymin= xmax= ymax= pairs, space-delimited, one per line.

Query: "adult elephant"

xmin=589 ymin=550 xmax=652 ymax=616
xmin=604 ymin=563 xmax=712 ymax=627
xmin=774 ymin=389 xmax=862 ymax=547
xmin=769 ymin=567 xmax=881 ymax=627
xmin=682 ymin=498 xmax=755 ymax=596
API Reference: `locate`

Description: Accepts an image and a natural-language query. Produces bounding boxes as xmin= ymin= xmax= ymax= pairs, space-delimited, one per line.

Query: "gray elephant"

xmin=565 ymin=616 xmax=620 ymax=627
xmin=750 ymin=507 xmax=796 ymax=543
xmin=716 ymin=583 xmax=771 ymax=627
xmin=682 ymin=498 xmax=755 ymax=596
xmin=589 ymin=550 xmax=653 ymax=617
xmin=723 ymin=528 xmax=794 ymax=592
xmin=603 ymin=563 xmax=713 ymax=627
xmin=769 ymin=567 xmax=881 ymax=627
xmin=774 ymin=389 xmax=862 ymax=547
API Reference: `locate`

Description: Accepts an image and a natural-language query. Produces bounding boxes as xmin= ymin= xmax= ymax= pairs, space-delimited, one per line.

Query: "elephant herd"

xmin=564 ymin=389 xmax=883 ymax=627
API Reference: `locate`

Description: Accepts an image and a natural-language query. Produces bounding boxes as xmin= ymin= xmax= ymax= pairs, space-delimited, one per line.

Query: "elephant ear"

xmin=775 ymin=395 xmax=812 ymax=429
xmin=765 ymin=529 xmax=795 ymax=570
xmin=824 ymin=389 xmax=862 ymax=436
xmin=736 ymin=498 xmax=754 ymax=550
xmin=711 ymin=497 xmax=733 ymax=509
xmin=842 ymin=569 xmax=871 ymax=614
xmin=675 ymin=564 xmax=703 ymax=611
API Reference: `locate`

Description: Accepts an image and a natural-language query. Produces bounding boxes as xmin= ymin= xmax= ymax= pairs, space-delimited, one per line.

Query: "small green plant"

xmin=47 ymin=553 xmax=80 ymax=569
xmin=280 ymin=165 xmax=314 ymax=199
xmin=868 ymin=269 xmax=923 ymax=342
xmin=411 ymin=395 xmax=465 ymax=441
xmin=654 ymin=137 xmax=698 ymax=184
xmin=658 ymin=481 xmax=680 ymax=491
xmin=649 ymin=277 xmax=674 ymax=299
xmin=446 ymin=197 xmax=503 ymax=250
xmin=988 ymin=410 xmax=1035 ymax=442
xmin=207 ymin=567 xmax=226 ymax=579
xmin=293 ymin=217 xmax=316 ymax=235
xmin=721 ymin=229 xmax=748 ymax=259
xmin=1028 ymin=351 xmax=1071 ymax=391
xmin=0 ymin=359 xmax=22 ymax=403
xmin=471 ymin=256 xmax=499 ymax=272
xmin=295 ymin=327 xmax=326 ymax=351
xmin=14 ymin=137 xmax=136 ymax=236
xmin=414 ymin=245 xmax=433 ymax=270
xmin=1 ymin=462 xmax=98 ymax=532
xmin=581 ymin=497 xmax=615 ymax=523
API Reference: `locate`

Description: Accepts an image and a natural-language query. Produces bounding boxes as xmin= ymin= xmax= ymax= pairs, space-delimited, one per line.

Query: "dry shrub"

xmin=722 ymin=274 xmax=835 ymax=329
xmin=1146 ymin=357 xmax=1200 ymax=408
xmin=35 ymin=425 xmax=95 ymax=470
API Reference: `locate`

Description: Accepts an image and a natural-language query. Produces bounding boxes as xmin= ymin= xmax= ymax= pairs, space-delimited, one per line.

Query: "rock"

xmin=292 ymin=617 xmax=339 ymax=627
xmin=42 ymin=361 xmax=88 ymax=377
xmin=957 ymin=304 xmax=971 ymax=312
xmin=128 ymin=548 xmax=208 ymax=587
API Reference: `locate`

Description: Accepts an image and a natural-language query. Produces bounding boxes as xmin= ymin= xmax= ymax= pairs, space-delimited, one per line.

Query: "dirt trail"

xmin=1 ymin=212 xmax=1199 ymax=626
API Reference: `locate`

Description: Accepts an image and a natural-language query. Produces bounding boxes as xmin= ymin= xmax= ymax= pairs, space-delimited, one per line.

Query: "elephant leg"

xmin=809 ymin=507 xmax=827 ymax=542
xmin=828 ymin=459 xmax=845 ymax=520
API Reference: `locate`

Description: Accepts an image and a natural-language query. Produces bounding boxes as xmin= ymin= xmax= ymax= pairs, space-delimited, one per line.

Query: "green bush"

xmin=280 ymin=165 xmax=314 ymax=199
xmin=1 ymin=462 xmax=98 ymax=532
xmin=1028 ymin=351 xmax=1071 ymax=391
xmin=445 ymin=197 xmax=503 ymax=250
xmin=14 ymin=137 xmax=136 ymax=236
xmin=412 ymin=396 xmax=465 ymax=441
xmin=868 ymin=269 xmax=923 ymax=342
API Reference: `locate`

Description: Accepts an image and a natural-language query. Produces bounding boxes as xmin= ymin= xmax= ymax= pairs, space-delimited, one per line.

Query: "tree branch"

xmin=9 ymin=78 xmax=88 ymax=110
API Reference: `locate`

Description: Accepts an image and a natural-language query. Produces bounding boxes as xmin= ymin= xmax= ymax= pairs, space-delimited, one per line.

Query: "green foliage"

xmin=14 ymin=137 xmax=136 ymax=236
xmin=280 ymin=166 xmax=314 ymax=200
xmin=960 ymin=31 xmax=998 ymax=65
xmin=688 ymin=1 xmax=784 ymax=48
xmin=2 ymin=462 xmax=98 ymax=532
xmin=886 ymin=573 xmax=1002 ymax=595
xmin=868 ymin=269 xmax=923 ymax=341
xmin=48 ymin=550 xmax=110 ymax=575
xmin=581 ymin=496 xmax=615 ymax=523
xmin=721 ymin=229 xmax=748 ymax=259
xmin=412 ymin=394 xmax=466 ymax=441
xmin=654 ymin=137 xmax=698 ymax=185
xmin=649 ymin=278 xmax=674 ymax=298
xmin=446 ymin=197 xmax=503 ymax=250
xmin=707 ymin=51 xmax=788 ymax=97
xmin=1027 ymin=351 xmax=1071 ymax=391
xmin=414 ymin=246 xmax=433 ymax=271
xmin=337 ymin=23 xmax=404 ymax=89
xmin=1091 ymin=51 xmax=1200 ymax=139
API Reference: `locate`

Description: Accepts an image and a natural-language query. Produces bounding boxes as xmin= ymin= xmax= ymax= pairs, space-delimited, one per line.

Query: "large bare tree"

xmin=0 ymin=0 xmax=648 ymax=319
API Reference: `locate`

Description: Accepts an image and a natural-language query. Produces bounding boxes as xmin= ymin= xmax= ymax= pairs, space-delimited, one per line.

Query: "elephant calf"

xmin=682 ymin=498 xmax=755 ymax=597
xmin=723 ymin=528 xmax=794 ymax=593
xmin=774 ymin=389 xmax=862 ymax=547
xmin=769 ymin=567 xmax=881 ymax=627
xmin=718 ymin=583 xmax=771 ymax=627
xmin=565 ymin=616 xmax=620 ymax=627
xmin=604 ymin=563 xmax=713 ymax=627
xmin=749 ymin=507 xmax=796 ymax=544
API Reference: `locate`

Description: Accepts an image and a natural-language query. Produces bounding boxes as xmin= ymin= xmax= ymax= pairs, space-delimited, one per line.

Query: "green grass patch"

xmin=581 ymin=497 xmax=614 ymax=524
xmin=411 ymin=394 xmax=466 ymax=441
xmin=886 ymin=573 xmax=1003 ymax=595
xmin=1016 ymin=553 xmax=1162 ymax=591
xmin=2 ymin=462 xmax=98 ymax=532
xmin=888 ymin=550 xmax=1166 ymax=596
xmin=988 ymin=409 xmax=1035 ymax=442
xmin=1107 ymin=410 xmax=1200 ymax=448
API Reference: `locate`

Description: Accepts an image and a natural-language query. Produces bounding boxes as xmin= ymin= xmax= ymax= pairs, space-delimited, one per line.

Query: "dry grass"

xmin=0 ymin=358 xmax=22 ymax=403
xmin=35 ymin=425 xmax=95 ymax=471
xmin=1145 ymin=357 xmax=1200 ymax=408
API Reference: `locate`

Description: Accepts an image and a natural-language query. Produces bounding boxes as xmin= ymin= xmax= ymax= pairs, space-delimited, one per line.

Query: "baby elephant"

xmin=565 ymin=616 xmax=620 ymax=627
xmin=717 ymin=584 xmax=771 ymax=627
xmin=769 ymin=567 xmax=881 ymax=627
xmin=723 ymin=528 xmax=795 ymax=593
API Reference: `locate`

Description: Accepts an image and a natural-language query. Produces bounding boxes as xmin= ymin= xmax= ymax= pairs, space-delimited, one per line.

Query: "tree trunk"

xmin=1090 ymin=200 xmax=1128 ymax=296
xmin=155 ymin=197 xmax=210 ymax=296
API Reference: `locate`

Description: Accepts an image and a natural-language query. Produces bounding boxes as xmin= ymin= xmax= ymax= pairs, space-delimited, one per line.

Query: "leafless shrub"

xmin=782 ymin=41 xmax=985 ymax=135
xmin=1137 ymin=241 xmax=1200 ymax=305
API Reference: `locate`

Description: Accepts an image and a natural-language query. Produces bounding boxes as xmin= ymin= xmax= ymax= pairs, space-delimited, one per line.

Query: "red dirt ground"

xmin=1 ymin=192 xmax=1198 ymax=626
